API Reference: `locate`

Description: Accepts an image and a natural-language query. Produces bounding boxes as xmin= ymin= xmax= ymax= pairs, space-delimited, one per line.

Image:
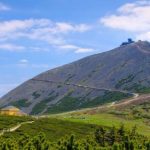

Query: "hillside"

xmin=55 ymin=94 xmax=150 ymax=137
xmin=1 ymin=40 xmax=150 ymax=114
xmin=0 ymin=95 xmax=149 ymax=149
xmin=1 ymin=116 xmax=149 ymax=149
xmin=0 ymin=98 xmax=149 ymax=149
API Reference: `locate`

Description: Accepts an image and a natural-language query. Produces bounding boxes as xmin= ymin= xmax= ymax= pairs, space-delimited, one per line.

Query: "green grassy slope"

xmin=0 ymin=98 xmax=149 ymax=143
xmin=0 ymin=115 xmax=33 ymax=130
xmin=54 ymin=101 xmax=150 ymax=137
xmin=44 ymin=91 xmax=131 ymax=114
xmin=4 ymin=117 xmax=98 ymax=142
xmin=57 ymin=113 xmax=150 ymax=137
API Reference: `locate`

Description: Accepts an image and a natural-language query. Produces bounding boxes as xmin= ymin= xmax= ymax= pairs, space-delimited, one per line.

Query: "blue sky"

xmin=0 ymin=0 xmax=150 ymax=97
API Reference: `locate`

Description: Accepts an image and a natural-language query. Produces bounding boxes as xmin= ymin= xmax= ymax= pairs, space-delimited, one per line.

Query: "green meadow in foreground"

xmin=0 ymin=118 xmax=150 ymax=150
xmin=4 ymin=117 xmax=98 ymax=141
xmin=55 ymin=101 xmax=150 ymax=137
xmin=57 ymin=113 xmax=150 ymax=138
xmin=0 ymin=115 xmax=33 ymax=130
xmin=1 ymin=102 xmax=150 ymax=140
xmin=0 ymin=99 xmax=149 ymax=149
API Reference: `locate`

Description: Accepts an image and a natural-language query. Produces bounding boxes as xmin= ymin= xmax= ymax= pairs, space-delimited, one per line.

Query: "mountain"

xmin=1 ymin=40 xmax=150 ymax=115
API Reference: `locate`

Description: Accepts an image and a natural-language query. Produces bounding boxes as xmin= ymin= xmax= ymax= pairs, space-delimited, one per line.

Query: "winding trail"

xmin=31 ymin=79 xmax=146 ymax=116
xmin=112 ymin=93 xmax=150 ymax=108
xmin=31 ymin=79 xmax=136 ymax=96
xmin=0 ymin=121 xmax=34 ymax=136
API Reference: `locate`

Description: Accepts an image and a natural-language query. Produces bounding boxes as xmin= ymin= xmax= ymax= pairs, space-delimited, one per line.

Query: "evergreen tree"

xmin=117 ymin=124 xmax=125 ymax=142
xmin=112 ymin=143 xmax=119 ymax=150
xmin=130 ymin=141 xmax=134 ymax=150
xmin=95 ymin=127 xmax=106 ymax=147
xmin=23 ymin=141 xmax=36 ymax=150
xmin=145 ymin=141 xmax=150 ymax=150
xmin=32 ymin=132 xmax=47 ymax=150
xmin=130 ymin=125 xmax=137 ymax=140
xmin=106 ymin=126 xmax=116 ymax=145
xmin=18 ymin=134 xmax=30 ymax=149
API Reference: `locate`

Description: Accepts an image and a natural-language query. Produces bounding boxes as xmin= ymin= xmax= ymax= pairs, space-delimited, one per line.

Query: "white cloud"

xmin=76 ymin=24 xmax=91 ymax=32
xmin=58 ymin=44 xmax=78 ymax=50
xmin=100 ymin=0 xmax=150 ymax=41
xmin=0 ymin=2 xmax=10 ymax=11
xmin=75 ymin=48 xmax=94 ymax=53
xmin=19 ymin=59 xmax=29 ymax=64
xmin=29 ymin=47 xmax=49 ymax=52
xmin=0 ymin=44 xmax=25 ymax=51
xmin=54 ymin=23 xmax=91 ymax=33
xmin=0 ymin=19 xmax=92 ymax=53
xmin=136 ymin=31 xmax=150 ymax=41
xmin=0 ymin=19 xmax=91 ymax=41
xmin=101 ymin=0 xmax=150 ymax=32
xmin=58 ymin=44 xmax=95 ymax=53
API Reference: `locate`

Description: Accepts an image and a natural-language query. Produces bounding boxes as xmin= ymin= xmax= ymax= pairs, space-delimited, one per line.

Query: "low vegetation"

xmin=0 ymin=98 xmax=149 ymax=149
xmin=45 ymin=91 xmax=130 ymax=114
xmin=11 ymin=99 xmax=31 ymax=108
xmin=31 ymin=94 xmax=59 ymax=115
xmin=4 ymin=118 xmax=97 ymax=141
xmin=0 ymin=115 xmax=33 ymax=130
xmin=32 ymin=92 xmax=41 ymax=99
xmin=0 ymin=125 xmax=150 ymax=149
xmin=115 ymin=74 xmax=135 ymax=89
xmin=124 ymin=83 xmax=150 ymax=93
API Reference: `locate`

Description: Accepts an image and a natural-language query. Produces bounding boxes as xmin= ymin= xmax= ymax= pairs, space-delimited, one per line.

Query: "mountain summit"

xmin=1 ymin=40 xmax=150 ymax=114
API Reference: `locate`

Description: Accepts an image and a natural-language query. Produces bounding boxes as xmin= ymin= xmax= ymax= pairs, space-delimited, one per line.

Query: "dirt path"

xmin=0 ymin=121 xmax=34 ymax=136
xmin=47 ymin=93 xmax=150 ymax=116
xmin=31 ymin=78 xmax=150 ymax=115
xmin=31 ymin=79 xmax=135 ymax=96
xmin=112 ymin=94 xmax=150 ymax=108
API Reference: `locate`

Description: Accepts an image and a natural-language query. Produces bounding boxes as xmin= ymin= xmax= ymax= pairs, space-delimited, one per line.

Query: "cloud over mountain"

xmin=100 ymin=0 xmax=150 ymax=40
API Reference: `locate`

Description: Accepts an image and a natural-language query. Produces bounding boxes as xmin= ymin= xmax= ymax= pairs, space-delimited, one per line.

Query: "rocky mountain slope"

xmin=1 ymin=40 xmax=150 ymax=114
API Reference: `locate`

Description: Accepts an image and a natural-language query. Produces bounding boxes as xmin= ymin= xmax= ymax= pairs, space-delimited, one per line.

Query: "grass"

xmin=52 ymin=101 xmax=150 ymax=138
xmin=0 ymin=101 xmax=149 ymax=144
xmin=45 ymin=91 xmax=130 ymax=114
xmin=32 ymin=91 xmax=41 ymax=99
xmin=31 ymin=94 xmax=58 ymax=115
xmin=1 ymin=112 xmax=150 ymax=144
xmin=46 ymin=97 xmax=81 ymax=114
xmin=11 ymin=99 xmax=31 ymax=108
xmin=124 ymin=83 xmax=150 ymax=93
xmin=56 ymin=113 xmax=150 ymax=137
xmin=0 ymin=115 xmax=33 ymax=130
xmin=0 ymin=94 xmax=149 ymax=144
xmin=4 ymin=117 xmax=98 ymax=142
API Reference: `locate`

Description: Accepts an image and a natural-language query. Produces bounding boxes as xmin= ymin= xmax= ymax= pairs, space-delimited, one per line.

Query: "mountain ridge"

xmin=1 ymin=40 xmax=150 ymax=114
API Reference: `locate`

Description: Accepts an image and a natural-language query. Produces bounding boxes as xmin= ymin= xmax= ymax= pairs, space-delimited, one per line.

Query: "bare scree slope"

xmin=1 ymin=40 xmax=150 ymax=114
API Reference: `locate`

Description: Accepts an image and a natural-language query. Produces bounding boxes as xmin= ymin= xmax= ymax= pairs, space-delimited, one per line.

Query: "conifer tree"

xmin=117 ymin=124 xmax=125 ymax=142
xmin=106 ymin=126 xmax=116 ymax=145
xmin=95 ymin=127 xmax=106 ymax=147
